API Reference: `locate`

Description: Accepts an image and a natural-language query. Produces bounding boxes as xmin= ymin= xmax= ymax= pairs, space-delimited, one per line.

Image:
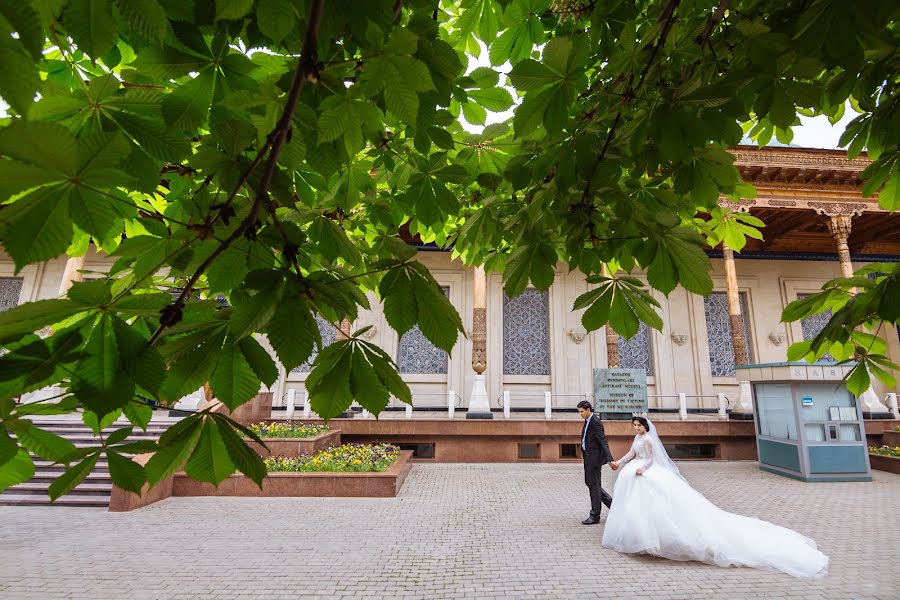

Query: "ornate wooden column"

xmin=466 ymin=265 xmax=493 ymax=419
xmin=601 ymin=265 xmax=619 ymax=368
xmin=827 ymin=215 xmax=854 ymax=279
xmin=825 ymin=213 xmax=891 ymax=417
xmin=723 ymin=246 xmax=749 ymax=367
xmin=723 ymin=245 xmax=753 ymax=416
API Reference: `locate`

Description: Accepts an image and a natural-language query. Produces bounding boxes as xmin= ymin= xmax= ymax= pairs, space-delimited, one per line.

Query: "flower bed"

xmin=246 ymin=421 xmax=330 ymax=438
xmin=266 ymin=443 xmax=399 ymax=473
xmin=242 ymin=423 xmax=341 ymax=459
xmin=869 ymin=446 xmax=900 ymax=475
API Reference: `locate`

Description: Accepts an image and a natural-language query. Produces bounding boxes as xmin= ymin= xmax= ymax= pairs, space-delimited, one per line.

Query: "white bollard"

xmin=544 ymin=392 xmax=552 ymax=420
xmin=405 ymin=401 xmax=413 ymax=419
xmin=716 ymin=393 xmax=728 ymax=421
xmin=503 ymin=391 xmax=511 ymax=419
xmin=285 ymin=389 xmax=296 ymax=419
xmin=301 ymin=390 xmax=311 ymax=419
xmin=448 ymin=390 xmax=455 ymax=419
xmin=887 ymin=393 xmax=899 ymax=420
xmin=678 ymin=392 xmax=688 ymax=421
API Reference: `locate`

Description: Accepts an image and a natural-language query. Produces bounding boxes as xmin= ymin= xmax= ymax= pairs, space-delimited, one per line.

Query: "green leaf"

xmin=0 ymin=449 xmax=35 ymax=493
xmin=145 ymin=417 xmax=203 ymax=484
xmin=0 ymin=3 xmax=43 ymax=60
xmin=49 ymin=450 xmax=100 ymax=500
xmin=257 ymin=0 xmax=295 ymax=42
xmin=878 ymin=166 xmax=900 ymax=212
xmin=15 ymin=425 xmax=77 ymax=462
xmin=212 ymin=415 xmax=266 ymax=486
xmin=379 ymin=267 xmax=418 ymax=337
xmin=508 ymin=59 xmax=559 ymax=91
xmin=468 ymin=88 xmax=514 ymax=112
xmin=107 ymin=450 xmax=147 ymax=493
xmin=0 ymin=299 xmax=86 ymax=344
xmin=77 ymin=314 xmax=119 ymax=392
xmin=0 ymin=188 xmax=74 ymax=271
xmin=306 ymin=343 xmax=353 ymax=419
xmin=114 ymin=0 xmax=168 ymax=43
xmin=265 ymin=295 xmax=319 ymax=372
xmin=663 ymin=236 xmax=714 ymax=295
xmin=158 ymin=327 xmax=227 ymax=402
xmin=110 ymin=111 xmax=192 ymax=161
xmin=124 ymin=402 xmax=153 ymax=431
xmin=64 ymin=0 xmax=118 ymax=59
xmin=0 ymin=45 xmax=40 ymax=117
xmin=162 ymin=71 xmax=215 ymax=132
xmin=210 ymin=341 xmax=261 ymax=409
xmin=183 ymin=420 xmax=235 ymax=485
xmin=229 ymin=286 xmax=284 ymax=341
xmin=0 ymin=120 xmax=79 ymax=175
xmin=845 ymin=364 xmax=870 ymax=397
xmin=215 ymin=0 xmax=252 ymax=20
xmin=239 ymin=336 xmax=278 ymax=388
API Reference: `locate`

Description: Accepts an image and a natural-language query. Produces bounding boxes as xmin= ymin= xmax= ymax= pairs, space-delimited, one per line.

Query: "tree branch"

xmin=147 ymin=0 xmax=326 ymax=345
xmin=580 ymin=0 xmax=680 ymax=204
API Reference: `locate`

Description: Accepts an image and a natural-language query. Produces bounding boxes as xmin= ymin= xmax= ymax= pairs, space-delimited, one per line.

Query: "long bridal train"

xmin=602 ymin=419 xmax=829 ymax=579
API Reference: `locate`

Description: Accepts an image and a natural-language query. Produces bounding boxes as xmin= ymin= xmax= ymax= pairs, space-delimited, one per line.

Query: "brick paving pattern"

xmin=0 ymin=462 xmax=897 ymax=599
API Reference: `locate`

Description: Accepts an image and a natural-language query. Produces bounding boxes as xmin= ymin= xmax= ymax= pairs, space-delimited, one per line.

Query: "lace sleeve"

xmin=640 ymin=438 xmax=654 ymax=470
xmin=617 ymin=449 xmax=636 ymax=466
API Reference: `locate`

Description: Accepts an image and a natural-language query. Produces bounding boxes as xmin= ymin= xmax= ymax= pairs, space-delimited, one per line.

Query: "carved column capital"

xmin=827 ymin=214 xmax=853 ymax=242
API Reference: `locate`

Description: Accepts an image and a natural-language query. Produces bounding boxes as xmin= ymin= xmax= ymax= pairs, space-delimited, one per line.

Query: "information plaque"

xmin=593 ymin=368 xmax=648 ymax=414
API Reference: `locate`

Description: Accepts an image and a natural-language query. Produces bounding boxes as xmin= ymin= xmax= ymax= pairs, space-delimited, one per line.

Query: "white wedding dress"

xmin=601 ymin=421 xmax=829 ymax=578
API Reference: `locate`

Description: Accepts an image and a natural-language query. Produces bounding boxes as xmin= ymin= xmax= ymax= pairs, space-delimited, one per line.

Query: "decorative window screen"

xmin=398 ymin=287 xmax=450 ymax=374
xmin=503 ymin=288 xmax=551 ymax=376
xmin=292 ymin=315 xmax=337 ymax=373
xmin=618 ymin=321 xmax=654 ymax=376
xmin=797 ymin=293 xmax=834 ymax=362
xmin=0 ymin=277 xmax=23 ymax=312
xmin=704 ymin=291 xmax=754 ymax=377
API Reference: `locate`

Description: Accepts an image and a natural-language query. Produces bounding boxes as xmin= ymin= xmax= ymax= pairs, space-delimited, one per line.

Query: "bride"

xmin=602 ymin=416 xmax=829 ymax=578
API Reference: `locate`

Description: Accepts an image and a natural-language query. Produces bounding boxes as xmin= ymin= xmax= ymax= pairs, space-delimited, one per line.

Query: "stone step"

xmin=26 ymin=472 xmax=111 ymax=483
xmin=0 ymin=494 xmax=109 ymax=507
xmin=33 ymin=460 xmax=109 ymax=472
xmin=2 ymin=482 xmax=112 ymax=495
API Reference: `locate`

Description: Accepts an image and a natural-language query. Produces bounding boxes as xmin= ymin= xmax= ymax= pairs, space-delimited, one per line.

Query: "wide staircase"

xmin=0 ymin=416 xmax=180 ymax=508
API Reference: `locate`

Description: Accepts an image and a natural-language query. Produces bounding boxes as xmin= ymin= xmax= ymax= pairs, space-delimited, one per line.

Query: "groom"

xmin=577 ymin=400 xmax=614 ymax=524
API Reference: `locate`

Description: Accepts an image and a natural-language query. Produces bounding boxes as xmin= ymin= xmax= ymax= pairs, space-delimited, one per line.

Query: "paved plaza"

xmin=0 ymin=461 xmax=897 ymax=600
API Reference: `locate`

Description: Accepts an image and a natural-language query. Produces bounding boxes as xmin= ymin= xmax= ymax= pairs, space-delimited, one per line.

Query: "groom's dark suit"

xmin=582 ymin=413 xmax=614 ymax=522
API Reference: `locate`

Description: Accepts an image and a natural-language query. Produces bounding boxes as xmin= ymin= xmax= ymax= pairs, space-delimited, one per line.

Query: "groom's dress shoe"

xmin=582 ymin=518 xmax=600 ymax=525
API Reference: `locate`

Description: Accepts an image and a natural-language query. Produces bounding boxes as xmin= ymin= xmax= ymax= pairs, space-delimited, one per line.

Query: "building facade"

xmin=2 ymin=147 xmax=899 ymax=416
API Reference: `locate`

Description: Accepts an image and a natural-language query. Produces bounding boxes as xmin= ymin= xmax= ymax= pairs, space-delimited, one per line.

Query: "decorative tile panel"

xmin=798 ymin=293 xmax=834 ymax=362
xmin=704 ymin=292 xmax=754 ymax=377
xmin=503 ymin=288 xmax=550 ymax=376
xmin=292 ymin=315 xmax=337 ymax=373
xmin=618 ymin=322 xmax=654 ymax=376
xmin=398 ymin=287 xmax=449 ymax=374
xmin=0 ymin=278 xmax=23 ymax=312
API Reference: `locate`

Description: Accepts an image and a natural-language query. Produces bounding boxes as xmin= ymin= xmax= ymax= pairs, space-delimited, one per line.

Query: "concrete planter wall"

xmin=881 ymin=430 xmax=900 ymax=447
xmin=110 ymin=451 xmax=412 ymax=511
xmin=244 ymin=430 xmax=341 ymax=458
xmin=172 ymin=450 xmax=413 ymax=498
xmin=869 ymin=453 xmax=900 ymax=475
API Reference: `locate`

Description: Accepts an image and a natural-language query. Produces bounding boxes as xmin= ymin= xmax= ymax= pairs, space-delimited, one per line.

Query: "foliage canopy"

xmin=0 ymin=0 xmax=898 ymax=496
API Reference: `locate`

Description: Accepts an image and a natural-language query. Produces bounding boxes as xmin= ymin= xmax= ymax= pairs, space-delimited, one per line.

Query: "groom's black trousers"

xmin=584 ymin=456 xmax=613 ymax=519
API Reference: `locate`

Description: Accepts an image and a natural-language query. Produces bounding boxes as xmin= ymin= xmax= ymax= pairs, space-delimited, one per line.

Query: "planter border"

xmin=869 ymin=453 xmax=900 ymax=475
xmin=110 ymin=450 xmax=412 ymax=511
xmin=244 ymin=429 xmax=341 ymax=458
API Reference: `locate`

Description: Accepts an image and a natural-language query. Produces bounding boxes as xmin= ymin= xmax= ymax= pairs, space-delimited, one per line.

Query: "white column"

xmin=543 ymin=391 xmax=552 ymax=420
xmin=502 ymin=390 xmax=511 ymax=419
xmin=405 ymin=401 xmax=413 ymax=419
xmin=447 ymin=390 xmax=456 ymax=419
xmin=716 ymin=393 xmax=728 ymax=420
xmin=678 ymin=392 xmax=688 ymax=421
xmin=285 ymin=389 xmax=296 ymax=419
xmin=301 ymin=390 xmax=311 ymax=419
xmin=886 ymin=393 xmax=899 ymax=420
